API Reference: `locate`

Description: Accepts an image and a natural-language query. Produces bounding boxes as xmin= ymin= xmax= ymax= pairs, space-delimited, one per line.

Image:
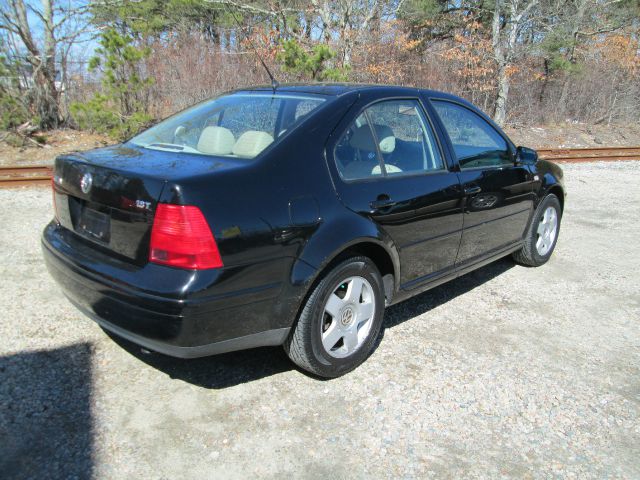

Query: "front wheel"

xmin=513 ymin=193 xmax=562 ymax=267
xmin=284 ymin=256 xmax=385 ymax=378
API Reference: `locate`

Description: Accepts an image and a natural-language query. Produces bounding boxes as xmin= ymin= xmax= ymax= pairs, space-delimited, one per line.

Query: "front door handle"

xmin=370 ymin=197 xmax=397 ymax=210
xmin=464 ymin=185 xmax=482 ymax=196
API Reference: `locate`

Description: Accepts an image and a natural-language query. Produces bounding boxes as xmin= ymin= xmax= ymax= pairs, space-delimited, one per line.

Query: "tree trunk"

xmin=4 ymin=0 xmax=61 ymax=128
xmin=33 ymin=0 xmax=61 ymax=127
xmin=494 ymin=63 xmax=509 ymax=126
xmin=304 ymin=13 xmax=313 ymax=40
xmin=490 ymin=0 xmax=539 ymax=126
xmin=33 ymin=67 xmax=60 ymax=128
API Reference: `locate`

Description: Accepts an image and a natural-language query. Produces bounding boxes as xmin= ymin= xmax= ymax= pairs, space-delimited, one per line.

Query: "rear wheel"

xmin=284 ymin=256 xmax=385 ymax=378
xmin=513 ymin=193 xmax=562 ymax=267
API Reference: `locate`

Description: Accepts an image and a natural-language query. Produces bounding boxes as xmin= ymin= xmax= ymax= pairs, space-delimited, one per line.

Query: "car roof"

xmin=237 ymin=83 xmax=463 ymax=102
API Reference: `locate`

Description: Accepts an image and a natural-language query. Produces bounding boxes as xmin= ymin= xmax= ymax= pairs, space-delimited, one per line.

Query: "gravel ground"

xmin=1 ymin=162 xmax=639 ymax=479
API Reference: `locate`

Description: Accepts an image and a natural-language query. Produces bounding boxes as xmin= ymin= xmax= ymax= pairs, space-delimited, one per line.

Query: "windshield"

xmin=130 ymin=92 xmax=326 ymax=159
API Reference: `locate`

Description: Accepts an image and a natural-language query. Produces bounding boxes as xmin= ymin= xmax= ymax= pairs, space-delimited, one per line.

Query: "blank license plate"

xmin=77 ymin=208 xmax=110 ymax=243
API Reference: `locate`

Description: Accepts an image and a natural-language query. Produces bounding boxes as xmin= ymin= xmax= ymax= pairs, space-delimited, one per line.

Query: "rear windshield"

xmin=130 ymin=93 xmax=326 ymax=159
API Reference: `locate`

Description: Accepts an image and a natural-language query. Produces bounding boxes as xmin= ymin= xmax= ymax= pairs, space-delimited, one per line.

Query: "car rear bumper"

xmin=42 ymin=222 xmax=290 ymax=358
xmin=67 ymin=297 xmax=289 ymax=358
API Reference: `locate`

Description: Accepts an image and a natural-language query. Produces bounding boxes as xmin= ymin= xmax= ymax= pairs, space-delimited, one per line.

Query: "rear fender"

xmin=281 ymin=213 xmax=400 ymax=319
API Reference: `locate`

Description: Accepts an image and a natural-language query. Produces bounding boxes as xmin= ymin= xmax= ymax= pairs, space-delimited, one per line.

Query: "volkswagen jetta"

xmin=43 ymin=84 xmax=565 ymax=377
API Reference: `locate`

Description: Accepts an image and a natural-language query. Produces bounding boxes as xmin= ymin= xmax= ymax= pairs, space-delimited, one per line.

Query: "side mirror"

xmin=516 ymin=146 xmax=538 ymax=165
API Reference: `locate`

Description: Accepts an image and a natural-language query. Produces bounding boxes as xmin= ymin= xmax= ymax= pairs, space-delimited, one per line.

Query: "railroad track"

xmin=537 ymin=146 xmax=640 ymax=162
xmin=0 ymin=165 xmax=52 ymax=187
xmin=0 ymin=146 xmax=638 ymax=188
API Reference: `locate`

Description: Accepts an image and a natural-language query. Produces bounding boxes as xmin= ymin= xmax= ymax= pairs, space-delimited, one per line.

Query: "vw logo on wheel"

xmin=80 ymin=173 xmax=93 ymax=194
xmin=340 ymin=307 xmax=354 ymax=326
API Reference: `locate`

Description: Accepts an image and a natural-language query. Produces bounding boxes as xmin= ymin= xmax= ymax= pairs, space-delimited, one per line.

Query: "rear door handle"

xmin=370 ymin=198 xmax=397 ymax=210
xmin=464 ymin=186 xmax=482 ymax=195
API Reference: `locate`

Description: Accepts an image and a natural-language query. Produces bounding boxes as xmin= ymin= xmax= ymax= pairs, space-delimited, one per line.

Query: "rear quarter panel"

xmin=159 ymin=91 xmax=362 ymax=329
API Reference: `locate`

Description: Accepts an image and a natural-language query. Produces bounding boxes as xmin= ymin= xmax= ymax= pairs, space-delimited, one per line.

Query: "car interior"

xmin=134 ymin=94 xmax=324 ymax=160
xmin=195 ymin=126 xmax=274 ymax=158
xmin=336 ymin=115 xmax=442 ymax=181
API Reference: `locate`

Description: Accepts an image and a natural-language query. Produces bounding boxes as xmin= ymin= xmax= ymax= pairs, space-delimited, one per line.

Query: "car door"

xmin=327 ymin=95 xmax=464 ymax=289
xmin=429 ymin=99 xmax=535 ymax=266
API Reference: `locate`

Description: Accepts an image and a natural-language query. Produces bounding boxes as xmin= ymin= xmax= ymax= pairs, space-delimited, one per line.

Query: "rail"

xmin=0 ymin=165 xmax=52 ymax=188
xmin=537 ymin=146 xmax=640 ymax=162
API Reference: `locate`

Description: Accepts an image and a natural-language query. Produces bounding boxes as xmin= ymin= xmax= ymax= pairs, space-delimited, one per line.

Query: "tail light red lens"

xmin=149 ymin=204 xmax=223 ymax=270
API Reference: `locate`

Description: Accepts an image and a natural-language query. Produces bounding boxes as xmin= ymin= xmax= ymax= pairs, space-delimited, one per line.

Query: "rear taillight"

xmin=149 ymin=204 xmax=223 ymax=270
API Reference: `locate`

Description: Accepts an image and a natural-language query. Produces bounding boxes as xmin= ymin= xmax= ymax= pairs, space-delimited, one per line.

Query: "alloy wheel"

xmin=536 ymin=206 xmax=558 ymax=256
xmin=321 ymin=276 xmax=376 ymax=358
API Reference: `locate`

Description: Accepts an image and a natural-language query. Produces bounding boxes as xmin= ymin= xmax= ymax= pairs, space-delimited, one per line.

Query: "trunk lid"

xmin=52 ymin=144 xmax=241 ymax=264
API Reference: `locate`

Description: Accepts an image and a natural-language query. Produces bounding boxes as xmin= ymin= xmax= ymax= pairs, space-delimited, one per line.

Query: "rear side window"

xmin=295 ymin=100 xmax=321 ymax=120
xmin=431 ymin=100 xmax=511 ymax=169
xmin=335 ymin=99 xmax=444 ymax=181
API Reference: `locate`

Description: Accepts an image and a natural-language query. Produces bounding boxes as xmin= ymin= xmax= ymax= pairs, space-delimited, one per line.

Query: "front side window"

xmin=431 ymin=100 xmax=511 ymax=169
xmin=334 ymin=99 xmax=444 ymax=181
xmin=131 ymin=93 xmax=325 ymax=159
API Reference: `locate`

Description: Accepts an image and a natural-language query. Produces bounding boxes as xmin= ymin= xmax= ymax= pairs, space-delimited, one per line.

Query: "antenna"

xmin=224 ymin=4 xmax=279 ymax=92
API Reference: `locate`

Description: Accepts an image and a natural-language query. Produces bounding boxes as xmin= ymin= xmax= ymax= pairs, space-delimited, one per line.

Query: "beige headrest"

xmin=197 ymin=126 xmax=235 ymax=155
xmin=371 ymin=164 xmax=403 ymax=175
xmin=232 ymin=131 xmax=274 ymax=158
xmin=349 ymin=124 xmax=396 ymax=154
xmin=378 ymin=135 xmax=396 ymax=154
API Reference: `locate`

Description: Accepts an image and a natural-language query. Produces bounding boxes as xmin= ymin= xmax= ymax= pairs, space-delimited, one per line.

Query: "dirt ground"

xmin=504 ymin=122 xmax=640 ymax=149
xmin=0 ymin=130 xmax=110 ymax=166
xmin=1 ymin=161 xmax=638 ymax=479
xmin=1 ymin=122 xmax=639 ymax=166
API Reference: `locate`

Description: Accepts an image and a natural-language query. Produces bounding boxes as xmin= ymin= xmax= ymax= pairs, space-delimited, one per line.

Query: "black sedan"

xmin=43 ymin=84 xmax=565 ymax=377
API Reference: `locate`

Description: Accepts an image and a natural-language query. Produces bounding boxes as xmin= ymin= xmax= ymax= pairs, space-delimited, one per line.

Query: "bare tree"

xmin=309 ymin=0 xmax=405 ymax=67
xmin=490 ymin=0 xmax=539 ymax=125
xmin=0 ymin=0 xmax=91 ymax=128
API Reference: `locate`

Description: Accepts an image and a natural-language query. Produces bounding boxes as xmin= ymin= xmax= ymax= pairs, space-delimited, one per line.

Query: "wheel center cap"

xmin=340 ymin=306 xmax=355 ymax=326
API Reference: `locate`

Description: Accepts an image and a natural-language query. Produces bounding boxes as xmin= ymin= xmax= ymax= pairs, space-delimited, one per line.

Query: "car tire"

xmin=513 ymin=193 xmax=562 ymax=267
xmin=284 ymin=256 xmax=386 ymax=378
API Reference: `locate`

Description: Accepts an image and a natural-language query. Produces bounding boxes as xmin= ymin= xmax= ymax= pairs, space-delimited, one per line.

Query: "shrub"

xmin=70 ymin=28 xmax=153 ymax=141
xmin=70 ymin=94 xmax=151 ymax=140
xmin=278 ymin=39 xmax=350 ymax=82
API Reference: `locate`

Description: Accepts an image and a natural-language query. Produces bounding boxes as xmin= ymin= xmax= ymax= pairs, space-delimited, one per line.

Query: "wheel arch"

xmin=289 ymin=235 xmax=400 ymax=320
xmin=535 ymin=160 xmax=566 ymax=213
xmin=331 ymin=240 xmax=397 ymax=302
xmin=302 ymin=235 xmax=398 ymax=291
xmin=547 ymin=184 xmax=565 ymax=213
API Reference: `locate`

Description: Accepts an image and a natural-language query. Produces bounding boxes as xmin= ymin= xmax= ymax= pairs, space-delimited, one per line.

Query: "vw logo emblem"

xmin=80 ymin=173 xmax=93 ymax=194
xmin=340 ymin=307 xmax=354 ymax=326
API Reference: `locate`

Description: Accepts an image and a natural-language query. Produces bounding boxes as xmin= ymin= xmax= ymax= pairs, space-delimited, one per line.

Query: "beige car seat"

xmin=197 ymin=126 xmax=235 ymax=155
xmin=232 ymin=131 xmax=274 ymax=158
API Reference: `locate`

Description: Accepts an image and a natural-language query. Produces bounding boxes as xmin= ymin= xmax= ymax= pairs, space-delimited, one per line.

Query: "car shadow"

xmin=383 ymin=257 xmax=515 ymax=329
xmin=106 ymin=331 xmax=293 ymax=389
xmin=110 ymin=258 xmax=515 ymax=389
xmin=0 ymin=343 xmax=94 ymax=480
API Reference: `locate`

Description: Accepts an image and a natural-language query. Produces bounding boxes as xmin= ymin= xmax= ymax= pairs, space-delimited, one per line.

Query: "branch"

xmin=0 ymin=8 xmax=21 ymax=33
xmin=2 ymin=0 xmax=40 ymax=57
xmin=202 ymin=0 xmax=297 ymax=17
xmin=576 ymin=25 xmax=627 ymax=37
xmin=25 ymin=3 xmax=47 ymax=25
xmin=52 ymin=4 xmax=92 ymax=31
xmin=361 ymin=0 xmax=382 ymax=31
xmin=57 ymin=25 xmax=98 ymax=44
xmin=512 ymin=0 xmax=539 ymax=25
xmin=0 ymin=22 xmax=20 ymax=35
xmin=394 ymin=0 xmax=407 ymax=16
